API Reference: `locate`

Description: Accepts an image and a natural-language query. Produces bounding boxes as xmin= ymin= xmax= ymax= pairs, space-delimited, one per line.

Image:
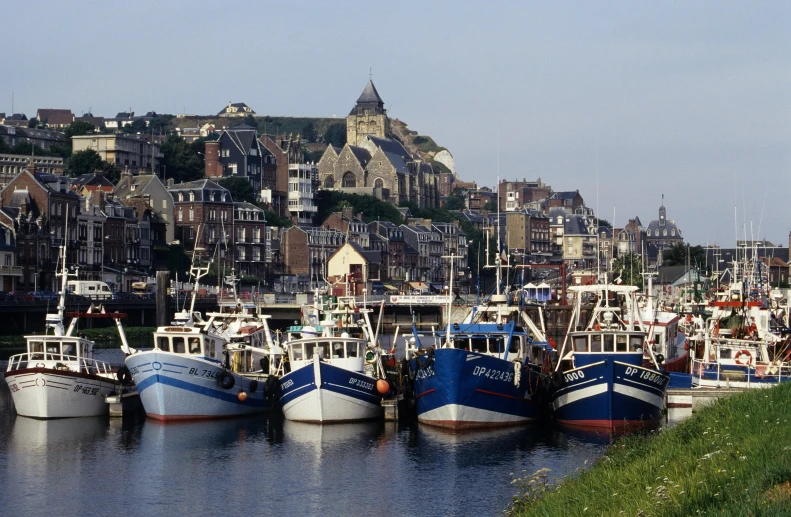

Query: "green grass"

xmin=510 ymin=383 xmax=791 ymax=516
xmin=0 ymin=327 xmax=155 ymax=349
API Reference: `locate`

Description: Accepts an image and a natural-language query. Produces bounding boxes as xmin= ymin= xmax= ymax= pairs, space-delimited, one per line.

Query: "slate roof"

xmin=114 ymin=174 xmax=156 ymax=198
xmin=550 ymin=191 xmax=580 ymax=200
xmin=382 ymin=151 xmax=408 ymax=174
xmin=356 ymin=80 xmax=384 ymax=106
xmin=169 ymin=179 xmax=231 ymax=203
xmin=7 ymin=113 xmax=27 ymax=121
xmin=347 ymin=145 xmax=371 ymax=166
xmin=224 ymin=126 xmax=270 ymax=157
xmin=348 ymin=240 xmax=381 ymax=264
xmin=564 ymin=214 xmax=595 ymax=235
xmin=367 ymin=136 xmax=410 ymax=158
xmin=656 ymin=266 xmax=690 ymax=285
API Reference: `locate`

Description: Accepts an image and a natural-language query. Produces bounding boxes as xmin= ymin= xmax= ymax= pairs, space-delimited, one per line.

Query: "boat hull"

xmin=280 ymin=358 xmax=383 ymax=423
xmin=410 ymin=348 xmax=540 ymax=430
xmin=551 ymin=359 xmax=668 ymax=430
xmin=126 ymin=352 xmax=273 ymax=421
xmin=5 ymin=368 xmax=118 ymax=419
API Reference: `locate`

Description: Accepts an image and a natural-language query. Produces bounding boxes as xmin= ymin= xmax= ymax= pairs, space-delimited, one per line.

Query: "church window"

xmin=342 ymin=172 xmax=356 ymax=188
xmin=374 ymin=178 xmax=383 ymax=189
xmin=663 ymin=230 xmax=667 ymax=236
xmin=324 ymin=176 xmax=334 ymax=188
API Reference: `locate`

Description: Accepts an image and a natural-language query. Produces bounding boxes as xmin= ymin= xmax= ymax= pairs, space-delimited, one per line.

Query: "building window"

xmin=324 ymin=176 xmax=334 ymax=188
xmin=189 ymin=208 xmax=194 ymax=221
xmin=342 ymin=172 xmax=356 ymax=188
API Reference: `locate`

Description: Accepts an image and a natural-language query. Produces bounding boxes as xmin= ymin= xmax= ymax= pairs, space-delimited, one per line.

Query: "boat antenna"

xmin=442 ymin=254 xmax=462 ymax=347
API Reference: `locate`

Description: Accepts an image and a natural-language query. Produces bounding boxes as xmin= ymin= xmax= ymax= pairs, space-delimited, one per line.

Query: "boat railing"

xmin=691 ymin=357 xmax=790 ymax=385
xmin=6 ymin=352 xmax=114 ymax=376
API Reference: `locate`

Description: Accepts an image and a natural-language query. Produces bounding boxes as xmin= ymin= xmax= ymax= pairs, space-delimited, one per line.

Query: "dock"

xmin=666 ymin=387 xmax=747 ymax=411
xmin=105 ymin=390 xmax=143 ymax=418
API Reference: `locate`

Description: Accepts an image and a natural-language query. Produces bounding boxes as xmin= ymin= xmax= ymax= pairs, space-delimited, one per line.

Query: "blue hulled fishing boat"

xmin=550 ymin=284 xmax=669 ymax=430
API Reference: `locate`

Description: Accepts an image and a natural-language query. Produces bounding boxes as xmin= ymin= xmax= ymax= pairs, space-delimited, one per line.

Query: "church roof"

xmin=382 ymin=151 xmax=409 ymax=174
xmin=347 ymin=145 xmax=371 ymax=166
xmin=350 ymin=80 xmax=385 ymax=115
xmin=367 ymin=135 xmax=410 ymax=159
xmin=356 ymin=80 xmax=384 ymax=105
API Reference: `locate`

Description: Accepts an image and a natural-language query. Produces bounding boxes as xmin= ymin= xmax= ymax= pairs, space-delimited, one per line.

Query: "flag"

xmin=499 ymin=243 xmax=508 ymax=265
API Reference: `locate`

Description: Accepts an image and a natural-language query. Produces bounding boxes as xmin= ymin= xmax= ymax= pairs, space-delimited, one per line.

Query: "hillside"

xmin=168 ymin=114 xmax=453 ymax=172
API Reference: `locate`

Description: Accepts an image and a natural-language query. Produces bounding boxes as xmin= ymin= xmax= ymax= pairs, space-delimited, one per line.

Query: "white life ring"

xmin=734 ymin=349 xmax=752 ymax=366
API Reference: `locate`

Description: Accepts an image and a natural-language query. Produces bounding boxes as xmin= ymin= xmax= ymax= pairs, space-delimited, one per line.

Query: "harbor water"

xmin=0 ymin=350 xmax=612 ymax=517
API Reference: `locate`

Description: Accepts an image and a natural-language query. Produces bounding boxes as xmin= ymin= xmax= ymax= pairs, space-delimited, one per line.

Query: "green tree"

xmin=482 ymin=200 xmax=497 ymax=211
xmin=301 ymin=122 xmax=317 ymax=143
xmin=66 ymin=149 xmax=119 ymax=181
xmin=322 ymin=123 xmax=346 ymax=148
xmin=123 ymin=118 xmax=148 ymax=134
xmin=444 ymin=193 xmax=466 ymax=211
xmin=149 ymin=115 xmax=174 ymax=133
xmin=64 ymin=120 xmax=96 ymax=139
xmin=594 ymin=217 xmax=612 ymax=229
xmin=0 ymin=138 xmax=9 ymax=153
xmin=218 ymin=177 xmax=255 ymax=203
xmin=612 ymin=253 xmax=644 ymax=288
xmin=244 ymin=114 xmax=258 ymax=129
xmin=662 ymin=243 xmax=707 ymax=268
xmin=161 ymin=134 xmax=204 ymax=183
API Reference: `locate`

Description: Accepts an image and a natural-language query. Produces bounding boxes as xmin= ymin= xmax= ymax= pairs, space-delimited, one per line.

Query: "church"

xmin=317 ymin=80 xmax=439 ymax=209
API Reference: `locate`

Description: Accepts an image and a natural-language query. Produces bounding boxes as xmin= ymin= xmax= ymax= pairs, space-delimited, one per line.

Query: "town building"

xmin=281 ymin=226 xmax=346 ymax=291
xmin=168 ymin=179 xmax=233 ymax=253
xmin=36 ymin=109 xmax=74 ymax=129
xmin=0 ymin=154 xmax=64 ymax=188
xmin=327 ymin=241 xmax=381 ymax=296
xmin=0 ymin=167 xmax=80 ymax=291
xmin=203 ymin=125 xmax=274 ymax=197
xmin=260 ymin=134 xmax=312 ymax=221
xmin=321 ymin=207 xmax=369 ymax=248
xmin=114 ymin=172 xmax=176 ymax=243
xmin=233 ymin=202 xmax=267 ymax=278
xmin=318 ymin=80 xmax=439 ymax=209
xmin=72 ymin=133 xmax=162 ymax=173
xmin=218 ymin=102 xmax=255 ymax=118
xmin=645 ymin=199 xmax=684 ymax=265
xmin=498 ymin=178 xmax=553 ymax=212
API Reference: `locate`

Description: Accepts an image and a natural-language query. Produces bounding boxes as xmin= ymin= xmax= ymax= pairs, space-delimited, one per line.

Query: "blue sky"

xmin=3 ymin=1 xmax=789 ymax=246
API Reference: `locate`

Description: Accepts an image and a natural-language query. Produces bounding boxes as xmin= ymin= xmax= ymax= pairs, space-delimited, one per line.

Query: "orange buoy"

xmin=376 ymin=379 xmax=390 ymax=395
xmin=237 ymin=391 xmax=248 ymax=402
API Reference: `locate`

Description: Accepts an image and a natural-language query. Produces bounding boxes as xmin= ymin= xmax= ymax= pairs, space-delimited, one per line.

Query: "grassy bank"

xmin=0 ymin=327 xmax=156 ymax=348
xmin=510 ymin=383 xmax=791 ymax=516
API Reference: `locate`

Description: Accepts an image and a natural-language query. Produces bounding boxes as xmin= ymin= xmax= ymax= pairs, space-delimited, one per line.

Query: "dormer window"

xmin=189 ymin=192 xmax=195 ymax=202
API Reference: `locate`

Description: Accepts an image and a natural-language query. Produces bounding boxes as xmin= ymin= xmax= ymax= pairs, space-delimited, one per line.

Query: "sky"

xmin=2 ymin=1 xmax=790 ymax=246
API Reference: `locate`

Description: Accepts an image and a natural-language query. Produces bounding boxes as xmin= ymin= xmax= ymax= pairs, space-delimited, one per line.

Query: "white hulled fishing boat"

xmin=5 ymin=232 xmax=128 ymax=419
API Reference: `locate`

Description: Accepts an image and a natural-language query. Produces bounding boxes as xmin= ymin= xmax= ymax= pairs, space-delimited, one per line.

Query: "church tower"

xmin=346 ymin=79 xmax=389 ymax=146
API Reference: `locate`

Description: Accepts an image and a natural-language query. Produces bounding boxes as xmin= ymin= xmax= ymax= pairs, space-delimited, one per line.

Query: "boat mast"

xmin=442 ymin=254 xmax=462 ymax=347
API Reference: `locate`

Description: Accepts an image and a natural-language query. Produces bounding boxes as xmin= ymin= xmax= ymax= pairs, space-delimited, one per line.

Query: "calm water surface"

xmin=0 ymin=352 xmax=611 ymax=517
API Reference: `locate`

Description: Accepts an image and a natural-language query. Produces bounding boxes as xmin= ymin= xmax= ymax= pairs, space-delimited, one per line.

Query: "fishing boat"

xmin=635 ymin=275 xmax=689 ymax=373
xmin=5 ymin=234 xmax=128 ymax=419
xmin=278 ymin=295 xmax=388 ymax=423
xmin=550 ymin=284 xmax=669 ymax=430
xmin=124 ymin=265 xmax=282 ymax=421
xmin=688 ymin=251 xmax=791 ymax=388
xmin=404 ymin=246 xmax=553 ymax=430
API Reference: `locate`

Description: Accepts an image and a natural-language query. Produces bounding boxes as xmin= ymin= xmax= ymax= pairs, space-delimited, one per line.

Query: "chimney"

xmin=121 ymin=168 xmax=133 ymax=192
xmin=342 ymin=206 xmax=353 ymax=220
xmin=205 ymin=141 xmax=221 ymax=178
xmin=166 ymin=178 xmax=174 ymax=188
xmin=92 ymin=189 xmax=106 ymax=211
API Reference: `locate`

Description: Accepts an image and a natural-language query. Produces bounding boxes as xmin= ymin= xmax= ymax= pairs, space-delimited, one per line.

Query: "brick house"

xmin=281 ymin=226 xmax=345 ymax=291
xmin=168 ymin=179 xmax=233 ymax=253
xmin=233 ymin=202 xmax=266 ymax=278
xmin=260 ymin=134 xmax=305 ymax=218
xmin=203 ymin=125 xmax=274 ymax=198
xmin=0 ymin=166 xmax=80 ymax=290
xmin=321 ymin=206 xmax=369 ymax=248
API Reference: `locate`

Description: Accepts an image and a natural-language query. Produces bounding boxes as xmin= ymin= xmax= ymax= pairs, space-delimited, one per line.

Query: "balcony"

xmin=0 ymin=265 xmax=23 ymax=277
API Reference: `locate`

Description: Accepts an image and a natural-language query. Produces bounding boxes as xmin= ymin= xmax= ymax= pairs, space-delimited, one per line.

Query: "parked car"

xmin=28 ymin=290 xmax=60 ymax=301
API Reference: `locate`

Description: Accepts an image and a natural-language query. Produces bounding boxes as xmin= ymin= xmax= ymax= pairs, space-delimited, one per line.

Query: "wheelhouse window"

xmin=290 ymin=344 xmax=304 ymax=361
xmin=305 ymin=342 xmax=330 ymax=359
xmin=630 ymin=336 xmax=643 ymax=351
xmin=345 ymin=342 xmax=359 ymax=358
xmin=470 ymin=338 xmax=487 ymax=353
xmin=30 ymin=341 xmax=44 ymax=360
xmin=46 ymin=341 xmax=60 ymax=360
xmin=172 ymin=337 xmax=186 ymax=354
xmin=157 ymin=336 xmax=170 ymax=352
xmin=188 ymin=337 xmax=202 ymax=355
xmin=488 ymin=337 xmax=505 ymax=355
xmin=573 ymin=336 xmax=588 ymax=352
xmin=206 ymin=339 xmax=215 ymax=357
xmin=590 ymin=334 xmax=602 ymax=353
xmin=603 ymin=335 xmax=614 ymax=352
xmin=62 ymin=342 xmax=76 ymax=358
xmin=332 ymin=342 xmax=345 ymax=358
xmin=616 ymin=335 xmax=628 ymax=352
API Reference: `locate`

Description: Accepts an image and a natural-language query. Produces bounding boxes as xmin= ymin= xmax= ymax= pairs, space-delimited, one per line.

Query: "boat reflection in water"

xmin=9 ymin=415 xmax=108 ymax=452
